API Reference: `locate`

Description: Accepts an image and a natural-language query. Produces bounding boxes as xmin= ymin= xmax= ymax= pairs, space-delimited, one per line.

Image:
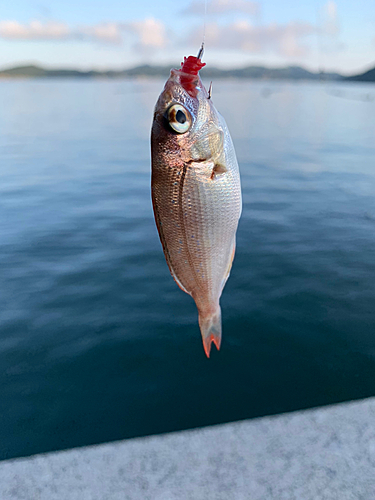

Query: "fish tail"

xmin=198 ymin=306 xmax=222 ymax=358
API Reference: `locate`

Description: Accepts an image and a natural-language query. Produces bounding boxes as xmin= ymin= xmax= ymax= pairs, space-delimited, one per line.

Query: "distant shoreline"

xmin=0 ymin=63 xmax=374 ymax=82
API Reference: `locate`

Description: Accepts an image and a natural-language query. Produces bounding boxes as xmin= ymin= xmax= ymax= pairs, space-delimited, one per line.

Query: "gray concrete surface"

xmin=1 ymin=397 xmax=375 ymax=500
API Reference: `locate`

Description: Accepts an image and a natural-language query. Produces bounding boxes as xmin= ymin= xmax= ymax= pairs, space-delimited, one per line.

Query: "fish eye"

xmin=166 ymin=104 xmax=191 ymax=134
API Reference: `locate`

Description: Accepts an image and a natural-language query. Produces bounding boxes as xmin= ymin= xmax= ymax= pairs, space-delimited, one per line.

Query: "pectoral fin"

xmin=210 ymin=163 xmax=227 ymax=180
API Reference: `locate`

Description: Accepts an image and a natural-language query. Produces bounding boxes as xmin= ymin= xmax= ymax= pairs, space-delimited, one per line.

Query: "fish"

xmin=151 ymin=47 xmax=242 ymax=357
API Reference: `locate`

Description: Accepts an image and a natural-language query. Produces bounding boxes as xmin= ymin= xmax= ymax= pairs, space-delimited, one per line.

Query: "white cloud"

xmin=189 ymin=20 xmax=315 ymax=57
xmin=184 ymin=0 xmax=259 ymax=16
xmin=80 ymin=23 xmax=123 ymax=44
xmin=316 ymin=1 xmax=344 ymax=55
xmin=127 ymin=18 xmax=167 ymax=49
xmin=321 ymin=0 xmax=339 ymax=35
xmin=0 ymin=18 xmax=168 ymax=50
xmin=0 ymin=14 xmax=341 ymax=63
xmin=0 ymin=20 xmax=70 ymax=40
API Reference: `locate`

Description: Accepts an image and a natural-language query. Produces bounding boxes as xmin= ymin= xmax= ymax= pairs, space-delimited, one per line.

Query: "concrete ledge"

xmin=1 ymin=397 xmax=375 ymax=499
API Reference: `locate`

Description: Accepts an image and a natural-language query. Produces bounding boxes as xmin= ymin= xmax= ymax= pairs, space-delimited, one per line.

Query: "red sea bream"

xmin=151 ymin=51 xmax=242 ymax=357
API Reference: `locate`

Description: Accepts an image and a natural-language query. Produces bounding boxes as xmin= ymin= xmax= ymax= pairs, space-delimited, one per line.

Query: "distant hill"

xmin=0 ymin=65 xmax=121 ymax=78
xmin=0 ymin=63 xmax=343 ymax=81
xmin=345 ymin=65 xmax=375 ymax=82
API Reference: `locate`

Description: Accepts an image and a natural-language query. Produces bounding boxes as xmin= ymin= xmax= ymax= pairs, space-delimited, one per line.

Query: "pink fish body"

xmin=151 ymin=54 xmax=242 ymax=357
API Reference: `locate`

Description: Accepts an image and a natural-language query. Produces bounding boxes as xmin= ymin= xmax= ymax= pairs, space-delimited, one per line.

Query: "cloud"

xmin=79 ymin=23 xmax=123 ymax=44
xmin=189 ymin=20 xmax=315 ymax=57
xmin=316 ymin=1 xmax=343 ymax=54
xmin=321 ymin=0 xmax=339 ymax=35
xmin=126 ymin=18 xmax=167 ymax=49
xmin=184 ymin=0 xmax=260 ymax=16
xmin=0 ymin=20 xmax=70 ymax=40
xmin=0 ymin=16 xmax=320 ymax=60
xmin=0 ymin=18 xmax=167 ymax=49
xmin=0 ymin=20 xmax=119 ymax=43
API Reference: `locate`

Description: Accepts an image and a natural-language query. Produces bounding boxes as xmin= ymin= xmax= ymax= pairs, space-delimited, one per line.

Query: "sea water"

xmin=0 ymin=78 xmax=375 ymax=459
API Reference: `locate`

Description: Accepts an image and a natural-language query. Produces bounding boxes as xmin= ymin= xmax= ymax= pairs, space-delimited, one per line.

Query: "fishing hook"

xmin=197 ymin=43 xmax=204 ymax=61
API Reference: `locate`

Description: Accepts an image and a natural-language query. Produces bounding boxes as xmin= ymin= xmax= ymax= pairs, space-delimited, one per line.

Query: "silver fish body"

xmin=151 ymin=65 xmax=242 ymax=356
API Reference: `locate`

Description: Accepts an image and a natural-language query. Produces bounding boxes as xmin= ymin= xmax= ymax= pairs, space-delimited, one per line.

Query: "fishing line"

xmin=203 ymin=0 xmax=207 ymax=48
xmin=197 ymin=0 xmax=207 ymax=61
xmin=197 ymin=0 xmax=207 ymax=58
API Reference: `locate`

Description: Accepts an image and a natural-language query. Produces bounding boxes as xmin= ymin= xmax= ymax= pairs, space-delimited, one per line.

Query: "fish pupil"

xmin=176 ymin=110 xmax=186 ymax=124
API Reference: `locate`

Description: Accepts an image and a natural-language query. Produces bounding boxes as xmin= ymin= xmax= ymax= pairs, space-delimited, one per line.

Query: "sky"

xmin=0 ymin=0 xmax=374 ymax=74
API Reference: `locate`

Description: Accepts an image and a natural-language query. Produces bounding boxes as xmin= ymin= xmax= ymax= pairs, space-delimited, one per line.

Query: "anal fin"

xmin=221 ymin=238 xmax=236 ymax=292
xmin=169 ymin=264 xmax=191 ymax=295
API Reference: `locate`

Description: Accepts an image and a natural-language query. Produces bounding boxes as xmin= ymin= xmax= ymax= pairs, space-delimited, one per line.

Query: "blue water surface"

xmin=0 ymin=78 xmax=375 ymax=460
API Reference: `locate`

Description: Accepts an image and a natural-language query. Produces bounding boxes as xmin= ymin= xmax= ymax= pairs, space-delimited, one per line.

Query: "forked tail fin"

xmin=198 ymin=306 xmax=222 ymax=358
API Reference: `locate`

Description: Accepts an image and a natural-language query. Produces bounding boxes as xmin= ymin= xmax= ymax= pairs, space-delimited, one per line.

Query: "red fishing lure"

xmin=179 ymin=55 xmax=206 ymax=97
